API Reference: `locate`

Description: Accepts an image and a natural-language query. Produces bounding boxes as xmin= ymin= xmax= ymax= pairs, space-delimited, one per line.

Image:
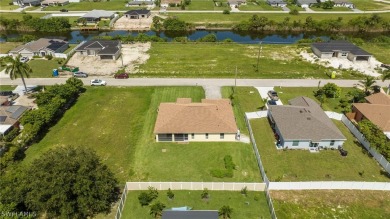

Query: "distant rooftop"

xmin=312 ymin=41 xmax=371 ymax=56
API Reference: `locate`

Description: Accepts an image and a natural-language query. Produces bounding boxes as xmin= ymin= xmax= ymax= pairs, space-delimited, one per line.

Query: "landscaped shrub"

xmin=138 ymin=192 xmax=153 ymax=206
xmin=223 ymin=9 xmax=230 ymax=14
xmin=210 ymin=155 xmax=235 ymax=178
xmin=2 ymin=127 xmax=19 ymax=142
xmin=167 ymin=188 xmax=174 ymax=199
xmin=201 ymin=188 xmax=209 ymax=199
xmin=224 ymin=155 xmax=236 ymax=170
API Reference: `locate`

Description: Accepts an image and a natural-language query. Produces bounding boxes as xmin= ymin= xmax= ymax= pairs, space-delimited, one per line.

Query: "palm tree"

xmin=219 ymin=205 xmax=233 ymax=219
xmin=358 ymin=76 xmax=376 ymax=96
xmin=382 ymin=70 xmax=390 ymax=94
xmin=3 ymin=55 xmax=32 ymax=94
xmin=149 ymin=201 xmax=166 ymax=219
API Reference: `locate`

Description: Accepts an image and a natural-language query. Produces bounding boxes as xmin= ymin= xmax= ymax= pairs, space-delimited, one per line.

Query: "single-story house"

xmin=311 ymin=41 xmax=372 ymax=62
xmin=0 ymin=105 xmax=29 ymax=136
xmin=349 ymin=92 xmax=390 ymax=133
xmin=333 ymin=0 xmax=354 ymax=8
xmin=74 ymin=40 xmax=121 ymax=60
xmin=268 ymin=96 xmax=346 ymax=149
xmin=267 ymin=0 xmax=287 ymax=7
xmin=154 ymin=98 xmax=238 ymax=142
xmin=296 ymin=0 xmax=317 ymax=8
xmin=228 ymin=0 xmax=247 ymax=7
xmin=162 ymin=210 xmax=218 ymax=219
xmin=161 ymin=0 xmax=181 ymax=7
xmin=124 ymin=9 xmax=151 ymax=19
xmin=9 ymin=38 xmax=69 ymax=58
xmin=13 ymin=0 xmax=41 ymax=6
xmin=80 ymin=10 xmax=115 ymax=23
xmin=126 ymin=0 xmax=154 ymax=6
xmin=41 ymin=0 xmax=69 ymax=6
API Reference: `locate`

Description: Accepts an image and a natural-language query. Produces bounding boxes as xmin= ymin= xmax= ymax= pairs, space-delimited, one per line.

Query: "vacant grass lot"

xmin=250 ymin=118 xmax=390 ymax=182
xmin=351 ymin=0 xmax=390 ymax=11
xmin=44 ymin=1 xmax=127 ymax=11
xmin=0 ymin=85 xmax=17 ymax=91
xmin=187 ymin=0 xmax=229 ymax=10
xmin=311 ymin=6 xmax=352 ymax=11
xmin=0 ymin=12 xmax=45 ymax=20
xmin=221 ymin=86 xmax=265 ymax=135
xmin=360 ymin=43 xmax=390 ymax=64
xmin=28 ymin=59 xmax=65 ymax=78
xmin=0 ymin=0 xmax=19 ymax=10
xmin=272 ymin=190 xmax=390 ymax=218
xmin=0 ymin=42 xmax=22 ymax=54
xmin=138 ymin=43 xmax=359 ymax=79
xmin=274 ymin=87 xmax=357 ymax=113
xmin=239 ymin=1 xmax=283 ymax=11
xmin=122 ymin=190 xmax=271 ymax=219
xmin=22 ymin=87 xmax=260 ymax=183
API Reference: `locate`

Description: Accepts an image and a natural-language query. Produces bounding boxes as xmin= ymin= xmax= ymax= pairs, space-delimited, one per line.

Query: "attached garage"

xmin=311 ymin=41 xmax=372 ymax=62
xmin=100 ymin=55 xmax=113 ymax=59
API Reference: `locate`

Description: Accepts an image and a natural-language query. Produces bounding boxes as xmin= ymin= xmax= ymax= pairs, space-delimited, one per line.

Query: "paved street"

xmin=1 ymin=77 xmax=388 ymax=88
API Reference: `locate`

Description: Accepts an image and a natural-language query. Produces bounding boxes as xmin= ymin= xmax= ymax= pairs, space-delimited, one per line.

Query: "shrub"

xmin=167 ymin=188 xmax=174 ymax=199
xmin=240 ymin=186 xmax=248 ymax=196
xmin=224 ymin=155 xmax=236 ymax=170
xmin=45 ymin=54 xmax=53 ymax=60
xmin=148 ymin=186 xmax=159 ymax=200
xmin=201 ymin=188 xmax=209 ymax=199
xmin=289 ymin=9 xmax=299 ymax=15
xmin=2 ymin=128 xmax=19 ymax=142
xmin=223 ymin=9 xmax=230 ymax=14
xmin=138 ymin=192 xmax=152 ymax=206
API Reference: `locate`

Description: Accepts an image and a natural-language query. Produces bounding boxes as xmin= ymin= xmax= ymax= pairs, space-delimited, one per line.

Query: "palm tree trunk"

xmin=20 ymin=74 xmax=28 ymax=94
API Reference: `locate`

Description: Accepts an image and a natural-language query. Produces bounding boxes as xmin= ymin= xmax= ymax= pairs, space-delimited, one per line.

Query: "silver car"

xmin=90 ymin=79 xmax=107 ymax=86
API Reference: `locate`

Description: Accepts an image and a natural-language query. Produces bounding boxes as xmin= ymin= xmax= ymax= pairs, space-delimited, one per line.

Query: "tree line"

xmin=0 ymin=14 xmax=71 ymax=32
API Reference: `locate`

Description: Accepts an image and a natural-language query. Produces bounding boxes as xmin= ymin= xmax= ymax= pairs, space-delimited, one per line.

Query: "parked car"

xmin=267 ymin=90 xmax=279 ymax=101
xmin=20 ymin=57 xmax=29 ymax=63
xmin=73 ymin=72 xmax=88 ymax=78
xmin=381 ymin=63 xmax=390 ymax=70
xmin=60 ymin=9 xmax=68 ymax=12
xmin=114 ymin=73 xmax=129 ymax=79
xmin=90 ymin=79 xmax=106 ymax=86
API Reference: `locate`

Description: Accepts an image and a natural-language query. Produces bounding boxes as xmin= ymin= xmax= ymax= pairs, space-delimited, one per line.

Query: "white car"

xmin=20 ymin=57 xmax=29 ymax=63
xmin=90 ymin=79 xmax=107 ymax=86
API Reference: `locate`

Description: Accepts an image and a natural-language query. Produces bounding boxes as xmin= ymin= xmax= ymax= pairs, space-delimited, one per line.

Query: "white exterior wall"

xmin=318 ymin=140 xmax=344 ymax=148
xmin=320 ymin=52 xmax=333 ymax=59
xmin=156 ymin=133 xmax=236 ymax=142
xmin=283 ymin=140 xmax=311 ymax=149
xmin=301 ymin=3 xmax=309 ymax=8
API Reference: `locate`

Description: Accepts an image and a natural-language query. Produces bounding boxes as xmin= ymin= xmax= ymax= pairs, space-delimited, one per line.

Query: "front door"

xmin=310 ymin=142 xmax=319 ymax=148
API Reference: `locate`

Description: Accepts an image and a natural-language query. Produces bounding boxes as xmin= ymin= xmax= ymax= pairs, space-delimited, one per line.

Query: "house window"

xmin=341 ymin=52 xmax=348 ymax=57
xmin=330 ymin=140 xmax=335 ymax=146
xmin=292 ymin=141 xmax=299 ymax=146
xmin=205 ymin=133 xmax=209 ymax=139
xmin=191 ymin=133 xmax=194 ymax=139
xmin=220 ymin=133 xmax=224 ymax=139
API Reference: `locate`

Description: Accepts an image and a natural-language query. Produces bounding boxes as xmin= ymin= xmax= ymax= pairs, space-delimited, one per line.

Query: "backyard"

xmin=350 ymin=0 xmax=390 ymax=11
xmin=137 ymin=43 xmax=361 ymax=79
xmin=28 ymin=59 xmax=66 ymax=78
xmin=186 ymin=0 xmax=229 ymax=10
xmin=250 ymin=118 xmax=390 ymax=182
xmin=0 ymin=42 xmax=23 ymax=54
xmin=22 ymin=86 xmax=261 ymax=184
xmin=239 ymin=1 xmax=282 ymax=11
xmin=272 ymin=190 xmax=390 ymax=218
xmin=121 ymin=190 xmax=271 ymax=219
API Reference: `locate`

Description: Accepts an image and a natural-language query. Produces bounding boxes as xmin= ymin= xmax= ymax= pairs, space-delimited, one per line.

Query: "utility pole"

xmin=256 ymin=41 xmax=262 ymax=72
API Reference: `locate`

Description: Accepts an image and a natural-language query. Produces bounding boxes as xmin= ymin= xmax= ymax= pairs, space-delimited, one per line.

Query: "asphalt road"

xmin=1 ymin=77 xmax=388 ymax=88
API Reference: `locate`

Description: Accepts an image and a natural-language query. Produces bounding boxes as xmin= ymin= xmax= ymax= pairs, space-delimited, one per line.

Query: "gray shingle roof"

xmin=297 ymin=0 xmax=318 ymax=4
xmin=269 ymin=97 xmax=346 ymax=142
xmin=124 ymin=9 xmax=151 ymax=15
xmin=267 ymin=0 xmax=286 ymax=4
xmin=76 ymin=40 xmax=120 ymax=56
xmin=312 ymin=41 xmax=371 ymax=56
xmin=162 ymin=210 xmax=218 ymax=219
xmin=82 ymin=10 xmax=114 ymax=19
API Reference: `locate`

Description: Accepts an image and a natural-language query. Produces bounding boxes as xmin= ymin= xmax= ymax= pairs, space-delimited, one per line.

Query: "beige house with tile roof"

xmin=154 ymin=98 xmax=238 ymax=142
xmin=268 ymin=96 xmax=346 ymax=149
xmin=9 ymin=38 xmax=69 ymax=58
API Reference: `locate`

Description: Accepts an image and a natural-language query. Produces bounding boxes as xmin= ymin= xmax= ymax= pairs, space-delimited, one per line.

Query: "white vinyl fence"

xmin=269 ymin=181 xmax=390 ymax=190
xmin=115 ymin=184 xmax=128 ymax=219
xmin=125 ymin=182 xmax=266 ymax=191
xmin=341 ymin=115 xmax=390 ymax=174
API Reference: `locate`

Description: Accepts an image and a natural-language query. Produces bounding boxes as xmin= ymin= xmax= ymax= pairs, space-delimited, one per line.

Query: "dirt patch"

xmin=66 ymin=43 xmax=151 ymax=76
xmin=113 ymin=15 xmax=155 ymax=30
xmin=300 ymin=50 xmax=383 ymax=77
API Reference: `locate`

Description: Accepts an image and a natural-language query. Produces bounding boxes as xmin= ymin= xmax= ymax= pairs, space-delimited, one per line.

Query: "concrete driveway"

xmin=255 ymin=87 xmax=283 ymax=105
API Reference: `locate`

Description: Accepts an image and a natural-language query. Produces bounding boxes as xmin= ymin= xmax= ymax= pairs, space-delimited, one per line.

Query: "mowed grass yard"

xmin=138 ymin=43 xmax=359 ymax=79
xmin=351 ymin=0 xmax=390 ymax=11
xmin=187 ymin=0 xmax=229 ymax=10
xmin=122 ymin=190 xmax=271 ymax=219
xmin=360 ymin=42 xmax=390 ymax=63
xmin=251 ymin=118 xmax=390 ymax=182
xmin=22 ymin=87 xmax=261 ymax=184
xmin=272 ymin=190 xmax=390 ymax=218
xmin=43 ymin=1 xmax=127 ymax=11
xmin=0 ymin=42 xmax=23 ymax=53
xmin=28 ymin=59 xmax=66 ymax=78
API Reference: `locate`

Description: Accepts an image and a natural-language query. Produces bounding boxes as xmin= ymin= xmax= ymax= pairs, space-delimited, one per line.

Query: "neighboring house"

xmin=349 ymin=92 xmax=390 ymax=134
xmin=8 ymin=38 xmax=69 ymax=58
xmin=267 ymin=0 xmax=287 ymax=7
xmin=75 ymin=40 xmax=121 ymax=60
xmin=13 ymin=0 xmax=41 ymax=6
xmin=154 ymin=98 xmax=238 ymax=142
xmin=162 ymin=210 xmax=218 ymax=219
xmin=333 ymin=0 xmax=354 ymax=8
xmin=124 ymin=9 xmax=151 ymax=19
xmin=126 ymin=0 xmax=154 ymax=6
xmin=268 ymin=96 xmax=346 ymax=149
xmin=311 ymin=41 xmax=372 ymax=62
xmin=161 ymin=0 xmax=181 ymax=7
xmin=0 ymin=105 xmax=28 ymax=136
xmin=228 ymin=0 xmax=247 ymax=8
xmin=41 ymin=0 xmax=69 ymax=6
xmin=296 ymin=0 xmax=317 ymax=8
xmin=80 ymin=10 xmax=115 ymax=23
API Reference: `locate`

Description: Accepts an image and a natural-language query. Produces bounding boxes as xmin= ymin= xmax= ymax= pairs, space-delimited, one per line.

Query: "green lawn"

xmin=43 ymin=1 xmax=127 ymax=11
xmin=239 ymin=1 xmax=283 ymax=11
xmin=138 ymin=43 xmax=360 ymax=79
xmin=0 ymin=12 xmax=45 ymax=20
xmin=187 ymin=0 xmax=225 ymax=10
xmin=221 ymin=86 xmax=265 ymax=135
xmin=273 ymin=87 xmax=357 ymax=113
xmin=310 ymin=6 xmax=352 ymax=11
xmin=122 ymin=190 xmax=271 ymax=219
xmin=0 ymin=0 xmax=19 ymax=10
xmin=351 ymin=0 xmax=390 ymax=11
xmin=63 ymin=44 xmax=77 ymax=54
xmin=360 ymin=42 xmax=390 ymax=64
xmin=0 ymin=85 xmax=17 ymax=91
xmin=22 ymin=87 xmax=261 ymax=184
xmin=272 ymin=190 xmax=390 ymax=218
xmin=0 ymin=42 xmax=22 ymax=54
xmin=28 ymin=59 xmax=65 ymax=78
xmin=250 ymin=118 xmax=390 ymax=182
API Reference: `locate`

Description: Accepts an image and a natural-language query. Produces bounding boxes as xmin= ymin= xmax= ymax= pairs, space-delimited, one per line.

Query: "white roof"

xmin=0 ymin=125 xmax=12 ymax=134
xmin=82 ymin=10 xmax=114 ymax=19
xmin=13 ymin=85 xmax=37 ymax=95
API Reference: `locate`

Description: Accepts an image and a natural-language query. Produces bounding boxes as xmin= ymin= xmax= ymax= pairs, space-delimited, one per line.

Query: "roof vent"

xmin=300 ymin=110 xmax=303 ymax=113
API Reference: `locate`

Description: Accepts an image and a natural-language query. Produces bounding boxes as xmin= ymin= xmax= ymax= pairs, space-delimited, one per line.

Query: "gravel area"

xmin=113 ymin=15 xmax=154 ymax=30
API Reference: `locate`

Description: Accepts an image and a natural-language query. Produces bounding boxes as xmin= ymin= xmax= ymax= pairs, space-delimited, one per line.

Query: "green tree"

xmin=358 ymin=76 xmax=377 ymax=95
xmin=358 ymin=120 xmax=390 ymax=161
xmin=23 ymin=146 xmax=120 ymax=218
xmin=138 ymin=192 xmax=153 ymax=206
xmin=149 ymin=201 xmax=166 ymax=219
xmin=338 ymin=98 xmax=350 ymax=113
xmin=167 ymin=188 xmax=175 ymax=199
xmin=201 ymin=188 xmax=209 ymax=199
xmin=3 ymin=54 xmax=32 ymax=94
xmin=219 ymin=205 xmax=233 ymax=219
